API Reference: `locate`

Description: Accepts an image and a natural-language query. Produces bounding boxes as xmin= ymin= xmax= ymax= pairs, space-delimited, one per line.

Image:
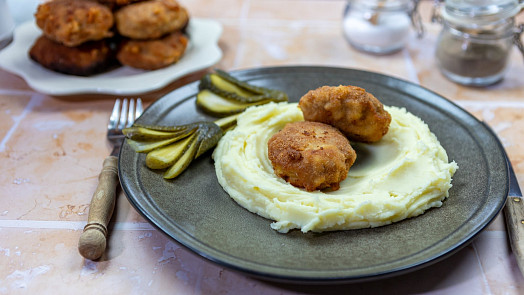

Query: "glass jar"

xmin=434 ymin=0 xmax=524 ymax=86
xmin=342 ymin=0 xmax=423 ymax=54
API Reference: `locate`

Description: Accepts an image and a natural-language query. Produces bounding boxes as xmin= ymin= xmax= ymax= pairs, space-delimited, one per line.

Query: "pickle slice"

xmin=145 ymin=133 xmax=198 ymax=170
xmin=195 ymin=122 xmax=223 ymax=158
xmin=199 ymin=70 xmax=288 ymax=103
xmin=213 ymin=114 xmax=239 ymax=131
xmin=163 ymin=135 xmax=200 ymax=179
xmin=123 ymin=126 xmax=190 ymax=141
xmin=196 ymin=89 xmax=269 ymax=117
xmin=128 ymin=137 xmax=181 ymax=153
xmin=125 ymin=127 xmax=197 ymax=153
xmin=124 ymin=118 xmax=233 ymax=180
xmin=132 ymin=122 xmax=200 ymax=133
xmin=209 ymin=74 xmax=257 ymax=99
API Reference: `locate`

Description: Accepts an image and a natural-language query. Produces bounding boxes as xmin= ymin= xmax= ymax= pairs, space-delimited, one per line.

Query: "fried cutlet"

xmin=95 ymin=0 xmax=142 ymax=8
xmin=29 ymin=35 xmax=117 ymax=76
xmin=35 ymin=0 xmax=114 ymax=47
xmin=114 ymin=0 xmax=189 ymax=40
xmin=299 ymin=85 xmax=392 ymax=143
xmin=116 ymin=31 xmax=188 ymax=70
xmin=267 ymin=121 xmax=357 ymax=192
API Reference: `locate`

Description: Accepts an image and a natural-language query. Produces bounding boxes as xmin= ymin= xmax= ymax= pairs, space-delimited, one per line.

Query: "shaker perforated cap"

xmin=441 ymin=0 xmax=524 ymax=25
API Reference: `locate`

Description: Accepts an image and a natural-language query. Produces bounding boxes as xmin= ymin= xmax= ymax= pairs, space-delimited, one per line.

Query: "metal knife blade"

xmin=480 ymin=121 xmax=524 ymax=276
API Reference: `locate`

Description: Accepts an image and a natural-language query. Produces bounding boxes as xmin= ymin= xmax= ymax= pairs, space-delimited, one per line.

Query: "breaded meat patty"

xmin=114 ymin=0 xmax=189 ymax=40
xmin=29 ymin=35 xmax=117 ymax=76
xmin=117 ymin=31 xmax=188 ymax=70
xmin=35 ymin=0 xmax=114 ymax=47
xmin=267 ymin=121 xmax=357 ymax=192
xmin=299 ymin=85 xmax=392 ymax=143
xmin=96 ymin=0 xmax=141 ymax=8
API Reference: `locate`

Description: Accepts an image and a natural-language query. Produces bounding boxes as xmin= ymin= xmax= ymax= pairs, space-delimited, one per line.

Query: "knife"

xmin=504 ymin=156 xmax=524 ymax=277
xmin=480 ymin=121 xmax=524 ymax=276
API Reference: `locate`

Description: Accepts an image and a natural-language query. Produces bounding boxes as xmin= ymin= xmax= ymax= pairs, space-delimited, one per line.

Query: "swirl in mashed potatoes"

xmin=213 ymin=102 xmax=458 ymax=233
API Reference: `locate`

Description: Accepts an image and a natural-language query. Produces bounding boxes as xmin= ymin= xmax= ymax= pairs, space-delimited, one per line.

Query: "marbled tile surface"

xmin=1 ymin=0 xmax=524 ymax=294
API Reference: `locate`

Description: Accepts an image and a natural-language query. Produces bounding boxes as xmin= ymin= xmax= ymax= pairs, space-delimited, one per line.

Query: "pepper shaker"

xmin=342 ymin=0 xmax=424 ymax=54
xmin=434 ymin=0 xmax=524 ymax=86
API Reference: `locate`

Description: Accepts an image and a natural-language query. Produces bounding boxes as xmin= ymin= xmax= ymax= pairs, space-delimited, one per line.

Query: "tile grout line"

xmin=0 ymin=89 xmax=37 ymax=96
xmin=0 ymin=219 xmax=155 ymax=231
xmin=0 ymin=92 xmax=44 ymax=153
xmin=472 ymin=240 xmax=494 ymax=295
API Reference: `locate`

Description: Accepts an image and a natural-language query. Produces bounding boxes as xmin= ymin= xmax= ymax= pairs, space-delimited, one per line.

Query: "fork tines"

xmin=108 ymin=98 xmax=143 ymax=131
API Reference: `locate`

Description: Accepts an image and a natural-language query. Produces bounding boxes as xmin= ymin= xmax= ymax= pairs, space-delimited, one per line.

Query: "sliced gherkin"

xmin=198 ymin=70 xmax=288 ymax=103
xmin=163 ymin=135 xmax=200 ymax=179
xmin=125 ymin=120 xmax=227 ymax=180
xmin=145 ymin=133 xmax=198 ymax=170
xmin=213 ymin=114 xmax=239 ymax=131
xmin=123 ymin=126 xmax=190 ymax=141
xmin=125 ymin=127 xmax=197 ymax=153
xmin=128 ymin=136 xmax=182 ymax=153
xmin=132 ymin=122 xmax=200 ymax=133
xmin=196 ymin=89 xmax=269 ymax=117
xmin=194 ymin=122 xmax=223 ymax=158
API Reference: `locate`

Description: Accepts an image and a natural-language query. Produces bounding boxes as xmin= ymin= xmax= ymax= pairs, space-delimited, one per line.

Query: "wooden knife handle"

xmin=78 ymin=156 xmax=119 ymax=260
xmin=504 ymin=196 xmax=524 ymax=275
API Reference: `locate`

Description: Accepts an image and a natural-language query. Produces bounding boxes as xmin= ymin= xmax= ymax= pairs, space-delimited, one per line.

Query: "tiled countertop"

xmin=1 ymin=1 xmax=524 ymax=294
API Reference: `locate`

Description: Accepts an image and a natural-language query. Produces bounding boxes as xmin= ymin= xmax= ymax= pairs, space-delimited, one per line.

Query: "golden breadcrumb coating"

xmin=115 ymin=0 xmax=189 ymax=40
xmin=35 ymin=0 xmax=114 ymax=47
xmin=299 ymin=85 xmax=392 ymax=143
xmin=267 ymin=121 xmax=356 ymax=192
xmin=96 ymin=0 xmax=141 ymax=8
xmin=117 ymin=31 xmax=188 ymax=70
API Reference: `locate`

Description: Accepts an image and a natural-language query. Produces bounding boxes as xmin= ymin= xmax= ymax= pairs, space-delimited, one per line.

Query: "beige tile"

xmin=487 ymin=214 xmax=507 ymax=232
xmin=473 ymin=231 xmax=524 ymax=294
xmin=0 ymin=228 xmax=497 ymax=295
xmin=0 ymin=94 xmax=31 ymax=141
xmin=0 ymin=228 xmax=195 ymax=294
xmin=460 ymin=104 xmax=524 ymax=173
xmin=1 ymin=97 xmax=109 ymax=220
xmin=248 ymin=0 xmax=345 ymax=21
xmin=232 ymin=22 xmax=415 ymax=81
xmin=215 ymin=25 xmax=243 ymax=70
xmin=0 ymin=97 xmax=143 ymax=223
xmin=0 ymin=69 xmax=31 ymax=91
xmin=181 ymin=0 xmax=246 ymax=19
xmin=0 ymin=228 xmax=289 ymax=294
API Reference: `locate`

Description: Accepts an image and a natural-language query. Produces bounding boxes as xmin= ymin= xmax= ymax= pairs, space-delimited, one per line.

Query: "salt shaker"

xmin=434 ymin=0 xmax=524 ymax=86
xmin=342 ymin=0 xmax=424 ymax=54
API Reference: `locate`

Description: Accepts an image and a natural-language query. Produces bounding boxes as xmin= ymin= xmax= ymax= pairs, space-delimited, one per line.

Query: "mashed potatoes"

xmin=213 ymin=102 xmax=458 ymax=233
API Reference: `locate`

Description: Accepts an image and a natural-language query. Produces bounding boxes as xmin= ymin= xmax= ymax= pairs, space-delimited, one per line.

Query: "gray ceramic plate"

xmin=119 ymin=66 xmax=508 ymax=283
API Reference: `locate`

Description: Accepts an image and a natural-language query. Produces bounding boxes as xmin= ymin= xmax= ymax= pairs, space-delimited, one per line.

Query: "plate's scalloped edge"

xmin=0 ymin=18 xmax=223 ymax=96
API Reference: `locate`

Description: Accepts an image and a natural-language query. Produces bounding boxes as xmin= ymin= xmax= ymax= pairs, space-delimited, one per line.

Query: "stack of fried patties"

xmin=29 ymin=0 xmax=189 ymax=76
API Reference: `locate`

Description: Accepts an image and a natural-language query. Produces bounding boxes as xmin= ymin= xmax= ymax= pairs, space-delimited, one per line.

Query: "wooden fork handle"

xmin=78 ymin=156 xmax=119 ymax=260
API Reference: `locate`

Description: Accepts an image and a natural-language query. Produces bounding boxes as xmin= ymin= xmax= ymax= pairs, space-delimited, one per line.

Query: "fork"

xmin=78 ymin=98 xmax=143 ymax=260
